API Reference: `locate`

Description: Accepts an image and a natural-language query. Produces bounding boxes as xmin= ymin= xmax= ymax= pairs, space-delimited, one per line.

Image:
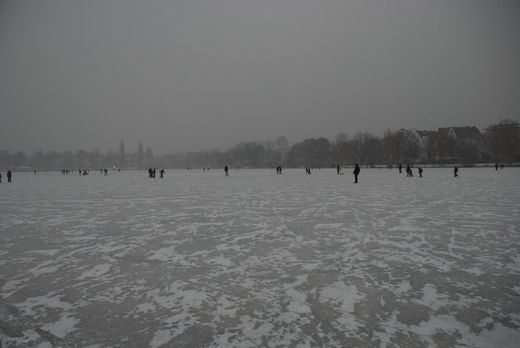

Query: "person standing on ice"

xmin=7 ymin=170 xmax=12 ymax=183
xmin=224 ymin=165 xmax=229 ymax=176
xmin=398 ymin=163 xmax=403 ymax=174
xmin=406 ymin=164 xmax=412 ymax=177
xmin=453 ymin=166 xmax=459 ymax=177
xmin=0 ymin=172 xmax=2 ymax=183
xmin=353 ymin=163 xmax=360 ymax=183
xmin=337 ymin=164 xmax=341 ymax=175
xmin=418 ymin=167 xmax=423 ymax=177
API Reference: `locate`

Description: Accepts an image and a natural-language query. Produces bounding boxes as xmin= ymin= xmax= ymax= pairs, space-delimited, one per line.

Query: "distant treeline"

xmin=1 ymin=120 xmax=519 ymax=171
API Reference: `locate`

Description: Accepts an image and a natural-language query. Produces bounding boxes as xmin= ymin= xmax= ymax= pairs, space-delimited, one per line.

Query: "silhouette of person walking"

xmin=454 ymin=166 xmax=459 ymax=177
xmin=353 ymin=163 xmax=360 ymax=183
xmin=7 ymin=170 xmax=12 ymax=183
xmin=406 ymin=164 xmax=413 ymax=177
xmin=399 ymin=164 xmax=403 ymax=174
xmin=418 ymin=167 xmax=423 ymax=177
xmin=337 ymin=164 xmax=340 ymax=175
xmin=224 ymin=165 xmax=229 ymax=176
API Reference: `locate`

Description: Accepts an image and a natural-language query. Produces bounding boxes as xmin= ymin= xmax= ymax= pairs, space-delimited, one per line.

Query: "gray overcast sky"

xmin=1 ymin=0 xmax=519 ymax=154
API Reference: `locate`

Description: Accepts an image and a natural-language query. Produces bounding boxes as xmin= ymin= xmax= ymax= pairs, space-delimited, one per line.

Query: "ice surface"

xmin=1 ymin=167 xmax=519 ymax=347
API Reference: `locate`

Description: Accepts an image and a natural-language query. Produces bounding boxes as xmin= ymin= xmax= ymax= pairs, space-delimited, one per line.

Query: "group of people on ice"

xmin=495 ymin=163 xmax=505 ymax=171
xmin=223 ymin=165 xmax=242 ymax=176
xmin=398 ymin=163 xmax=424 ymax=178
xmin=280 ymin=163 xmax=363 ymax=183
xmin=399 ymin=163 xmax=462 ymax=178
xmin=60 ymin=169 xmax=92 ymax=175
xmin=334 ymin=163 xmax=360 ymax=183
xmin=0 ymin=170 xmax=13 ymax=183
xmin=148 ymin=168 xmax=166 ymax=178
xmin=0 ymin=162 xmax=506 ymax=186
xmin=156 ymin=163 xmax=504 ymax=182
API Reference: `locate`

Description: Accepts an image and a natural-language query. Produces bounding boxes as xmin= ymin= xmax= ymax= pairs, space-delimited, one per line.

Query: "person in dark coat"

xmin=353 ymin=163 xmax=360 ymax=183
xmin=406 ymin=164 xmax=413 ymax=177
xmin=454 ymin=166 xmax=459 ymax=177
xmin=7 ymin=170 xmax=12 ymax=183
xmin=224 ymin=165 xmax=229 ymax=176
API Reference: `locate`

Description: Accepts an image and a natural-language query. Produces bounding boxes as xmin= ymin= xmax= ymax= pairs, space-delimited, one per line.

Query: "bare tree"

xmin=382 ymin=130 xmax=406 ymax=164
xmin=274 ymin=136 xmax=289 ymax=149
xmin=486 ymin=119 xmax=520 ymax=165
xmin=335 ymin=132 xmax=349 ymax=145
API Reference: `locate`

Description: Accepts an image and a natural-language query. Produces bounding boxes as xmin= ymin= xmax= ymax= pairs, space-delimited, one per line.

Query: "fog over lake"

xmin=1 ymin=0 xmax=519 ymax=154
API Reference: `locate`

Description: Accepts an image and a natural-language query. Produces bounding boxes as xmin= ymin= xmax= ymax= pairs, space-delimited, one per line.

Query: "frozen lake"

xmin=1 ymin=167 xmax=519 ymax=347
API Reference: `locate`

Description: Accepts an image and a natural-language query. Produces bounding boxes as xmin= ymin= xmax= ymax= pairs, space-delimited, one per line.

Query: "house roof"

xmin=438 ymin=126 xmax=483 ymax=139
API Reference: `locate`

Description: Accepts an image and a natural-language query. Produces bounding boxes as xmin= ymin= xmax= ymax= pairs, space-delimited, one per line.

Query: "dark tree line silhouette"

xmin=1 ymin=121 xmax=519 ymax=171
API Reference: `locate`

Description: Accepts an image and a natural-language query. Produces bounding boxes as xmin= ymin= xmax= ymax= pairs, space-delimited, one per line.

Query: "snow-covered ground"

xmin=1 ymin=167 xmax=519 ymax=347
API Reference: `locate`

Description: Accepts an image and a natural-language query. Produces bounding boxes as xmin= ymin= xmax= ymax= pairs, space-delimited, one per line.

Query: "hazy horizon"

xmin=0 ymin=124 xmax=500 ymax=156
xmin=1 ymin=0 xmax=519 ymax=155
